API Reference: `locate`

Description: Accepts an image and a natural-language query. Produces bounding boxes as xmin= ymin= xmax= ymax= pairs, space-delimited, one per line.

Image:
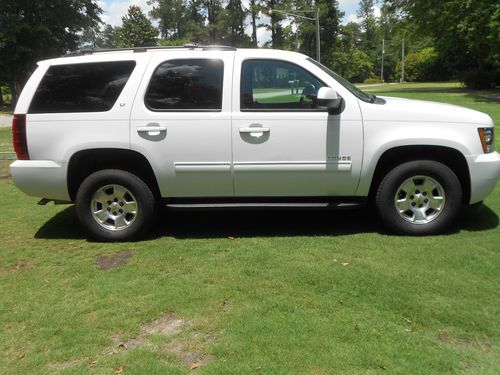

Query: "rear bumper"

xmin=466 ymin=152 xmax=500 ymax=204
xmin=9 ymin=160 xmax=70 ymax=201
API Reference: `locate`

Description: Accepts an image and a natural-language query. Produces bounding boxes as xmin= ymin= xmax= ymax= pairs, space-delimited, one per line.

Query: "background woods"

xmin=0 ymin=0 xmax=498 ymax=105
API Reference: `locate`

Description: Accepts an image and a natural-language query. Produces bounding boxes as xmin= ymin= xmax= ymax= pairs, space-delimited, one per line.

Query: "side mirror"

xmin=317 ymin=87 xmax=343 ymax=115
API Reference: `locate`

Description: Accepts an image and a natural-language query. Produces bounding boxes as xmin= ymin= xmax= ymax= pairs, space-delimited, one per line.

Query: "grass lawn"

xmin=1 ymin=83 xmax=499 ymax=374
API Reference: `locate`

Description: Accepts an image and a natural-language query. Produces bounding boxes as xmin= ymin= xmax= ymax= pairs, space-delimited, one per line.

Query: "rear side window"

xmin=145 ymin=59 xmax=223 ymax=111
xmin=29 ymin=61 xmax=136 ymax=113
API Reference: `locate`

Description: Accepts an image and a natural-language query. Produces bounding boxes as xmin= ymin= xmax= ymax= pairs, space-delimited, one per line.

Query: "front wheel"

xmin=375 ymin=161 xmax=462 ymax=235
xmin=75 ymin=169 xmax=157 ymax=241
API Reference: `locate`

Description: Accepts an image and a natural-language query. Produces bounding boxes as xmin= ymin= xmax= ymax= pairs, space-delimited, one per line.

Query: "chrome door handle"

xmin=239 ymin=127 xmax=270 ymax=133
xmin=137 ymin=125 xmax=167 ymax=132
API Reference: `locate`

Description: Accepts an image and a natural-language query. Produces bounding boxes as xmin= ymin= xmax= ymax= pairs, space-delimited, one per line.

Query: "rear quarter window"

xmin=29 ymin=61 xmax=136 ymax=113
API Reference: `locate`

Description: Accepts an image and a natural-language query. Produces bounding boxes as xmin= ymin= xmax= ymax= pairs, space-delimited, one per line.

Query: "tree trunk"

xmin=251 ymin=0 xmax=257 ymax=47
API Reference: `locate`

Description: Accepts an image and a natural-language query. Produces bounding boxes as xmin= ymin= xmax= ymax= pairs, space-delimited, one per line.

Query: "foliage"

xmin=0 ymin=0 xmax=102 ymax=103
xmin=357 ymin=0 xmax=378 ymax=57
xmin=148 ymin=0 xmax=189 ymax=40
xmin=384 ymin=0 xmax=500 ymax=88
xmin=2 ymin=0 xmax=497 ymax=102
xmin=396 ymin=47 xmax=438 ymax=82
xmin=288 ymin=0 xmax=343 ymax=65
xmin=331 ymin=49 xmax=374 ymax=83
xmin=117 ymin=6 xmax=158 ymax=47
xmin=149 ymin=0 xmax=231 ymax=44
xmin=363 ymin=78 xmax=383 ymax=84
xmin=224 ymin=0 xmax=251 ymax=46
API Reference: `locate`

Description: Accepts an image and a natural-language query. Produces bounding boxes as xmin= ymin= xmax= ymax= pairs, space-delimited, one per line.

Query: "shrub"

xmin=363 ymin=78 xmax=383 ymax=84
xmin=329 ymin=49 xmax=374 ymax=83
xmin=398 ymin=47 xmax=439 ymax=82
xmin=462 ymin=69 xmax=498 ymax=89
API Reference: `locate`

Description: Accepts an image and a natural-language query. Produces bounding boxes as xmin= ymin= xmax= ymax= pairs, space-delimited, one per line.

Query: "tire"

xmin=75 ymin=169 xmax=157 ymax=241
xmin=375 ymin=160 xmax=462 ymax=235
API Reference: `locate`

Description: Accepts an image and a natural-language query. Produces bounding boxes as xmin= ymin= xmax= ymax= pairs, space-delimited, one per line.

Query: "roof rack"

xmin=65 ymin=43 xmax=236 ymax=57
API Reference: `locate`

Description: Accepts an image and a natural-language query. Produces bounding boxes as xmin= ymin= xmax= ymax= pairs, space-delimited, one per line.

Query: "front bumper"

xmin=466 ymin=151 xmax=500 ymax=204
xmin=10 ymin=160 xmax=70 ymax=201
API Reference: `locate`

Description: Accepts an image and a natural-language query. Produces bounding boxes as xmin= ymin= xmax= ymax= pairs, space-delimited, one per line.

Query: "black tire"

xmin=375 ymin=160 xmax=462 ymax=235
xmin=75 ymin=169 xmax=157 ymax=241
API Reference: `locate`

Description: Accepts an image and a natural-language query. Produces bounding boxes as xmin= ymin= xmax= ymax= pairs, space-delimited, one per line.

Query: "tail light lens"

xmin=12 ymin=114 xmax=30 ymax=160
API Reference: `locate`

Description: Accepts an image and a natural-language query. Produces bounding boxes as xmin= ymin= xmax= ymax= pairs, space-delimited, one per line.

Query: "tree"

xmin=396 ymin=47 xmax=439 ymax=82
xmin=249 ymin=0 xmax=260 ymax=46
xmin=225 ymin=0 xmax=249 ymax=46
xmin=117 ymin=5 xmax=158 ymax=47
xmin=385 ymin=0 xmax=500 ymax=88
xmin=267 ymin=0 xmax=285 ymax=48
xmin=149 ymin=0 xmax=232 ymax=44
xmin=0 ymin=0 xmax=102 ymax=104
xmin=100 ymin=25 xmax=122 ymax=48
xmin=149 ymin=0 xmax=188 ymax=40
xmin=357 ymin=0 xmax=378 ymax=56
xmin=318 ymin=0 xmax=343 ymax=66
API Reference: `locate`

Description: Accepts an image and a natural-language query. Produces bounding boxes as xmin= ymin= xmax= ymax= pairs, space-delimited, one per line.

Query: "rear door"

xmin=130 ymin=50 xmax=235 ymax=197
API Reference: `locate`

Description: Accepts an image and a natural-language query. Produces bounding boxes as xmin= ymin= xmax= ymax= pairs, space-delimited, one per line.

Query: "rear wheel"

xmin=376 ymin=160 xmax=462 ymax=235
xmin=76 ymin=169 xmax=157 ymax=241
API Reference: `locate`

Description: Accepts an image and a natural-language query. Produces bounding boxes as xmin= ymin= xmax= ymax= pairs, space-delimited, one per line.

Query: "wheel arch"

xmin=368 ymin=145 xmax=471 ymax=205
xmin=67 ymin=148 xmax=160 ymax=202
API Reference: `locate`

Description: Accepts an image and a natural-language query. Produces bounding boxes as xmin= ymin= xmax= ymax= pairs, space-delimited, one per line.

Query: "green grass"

xmin=358 ymin=81 xmax=463 ymax=90
xmin=0 ymin=126 xmax=14 ymax=177
xmin=1 ymin=83 xmax=499 ymax=374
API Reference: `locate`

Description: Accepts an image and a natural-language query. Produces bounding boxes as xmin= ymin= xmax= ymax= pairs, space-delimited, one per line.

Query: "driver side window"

xmin=241 ymin=59 xmax=326 ymax=111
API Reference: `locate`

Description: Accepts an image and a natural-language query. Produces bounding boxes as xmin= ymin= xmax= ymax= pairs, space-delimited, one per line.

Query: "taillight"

xmin=12 ymin=114 xmax=30 ymax=160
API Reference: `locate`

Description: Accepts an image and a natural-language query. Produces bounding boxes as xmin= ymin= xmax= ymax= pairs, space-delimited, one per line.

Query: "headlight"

xmin=478 ymin=127 xmax=495 ymax=153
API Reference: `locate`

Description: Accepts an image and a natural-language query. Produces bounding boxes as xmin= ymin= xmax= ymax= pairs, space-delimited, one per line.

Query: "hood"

xmin=360 ymin=96 xmax=493 ymax=126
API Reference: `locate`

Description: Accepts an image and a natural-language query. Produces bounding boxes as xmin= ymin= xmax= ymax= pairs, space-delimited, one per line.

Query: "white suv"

xmin=10 ymin=45 xmax=500 ymax=241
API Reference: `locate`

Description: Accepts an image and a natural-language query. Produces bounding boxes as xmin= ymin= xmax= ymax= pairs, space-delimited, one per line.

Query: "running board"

xmin=165 ymin=202 xmax=363 ymax=211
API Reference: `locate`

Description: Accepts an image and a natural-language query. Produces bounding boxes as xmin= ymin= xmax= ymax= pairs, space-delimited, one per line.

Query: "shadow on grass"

xmin=35 ymin=206 xmax=85 ymax=240
xmin=457 ymin=204 xmax=500 ymax=232
xmin=35 ymin=204 xmax=499 ymax=240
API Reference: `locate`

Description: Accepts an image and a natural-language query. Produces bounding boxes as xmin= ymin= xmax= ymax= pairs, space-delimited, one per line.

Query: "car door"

xmin=231 ymin=54 xmax=364 ymax=197
xmin=130 ymin=51 xmax=234 ymax=197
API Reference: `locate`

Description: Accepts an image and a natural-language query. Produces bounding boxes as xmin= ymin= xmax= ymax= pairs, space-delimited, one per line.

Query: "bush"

xmin=462 ymin=69 xmax=498 ymax=89
xmin=329 ymin=49 xmax=374 ymax=83
xmin=363 ymin=78 xmax=383 ymax=84
xmin=398 ymin=48 xmax=439 ymax=82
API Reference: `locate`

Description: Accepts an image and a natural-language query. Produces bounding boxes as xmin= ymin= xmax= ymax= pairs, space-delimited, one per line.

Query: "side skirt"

xmin=162 ymin=196 xmax=367 ymax=211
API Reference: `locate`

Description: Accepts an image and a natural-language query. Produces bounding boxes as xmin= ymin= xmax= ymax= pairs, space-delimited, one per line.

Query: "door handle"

xmin=239 ymin=127 xmax=270 ymax=134
xmin=137 ymin=125 xmax=167 ymax=133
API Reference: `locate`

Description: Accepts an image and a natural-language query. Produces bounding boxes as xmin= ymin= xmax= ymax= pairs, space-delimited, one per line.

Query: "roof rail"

xmin=65 ymin=43 xmax=236 ymax=57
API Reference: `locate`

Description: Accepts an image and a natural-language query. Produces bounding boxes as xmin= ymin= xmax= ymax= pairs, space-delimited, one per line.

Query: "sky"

xmin=99 ymin=0 xmax=380 ymax=45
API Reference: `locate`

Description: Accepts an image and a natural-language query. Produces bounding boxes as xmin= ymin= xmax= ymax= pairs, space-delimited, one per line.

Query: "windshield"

xmin=306 ymin=58 xmax=374 ymax=103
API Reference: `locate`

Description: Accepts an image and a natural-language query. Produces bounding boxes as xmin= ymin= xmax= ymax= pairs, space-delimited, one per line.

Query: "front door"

xmin=130 ymin=51 xmax=234 ymax=197
xmin=231 ymin=57 xmax=364 ymax=197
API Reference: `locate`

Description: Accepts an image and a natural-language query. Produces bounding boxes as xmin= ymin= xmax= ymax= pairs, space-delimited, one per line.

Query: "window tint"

xmin=29 ymin=61 xmax=136 ymax=113
xmin=241 ymin=59 xmax=326 ymax=111
xmin=146 ymin=59 xmax=224 ymax=111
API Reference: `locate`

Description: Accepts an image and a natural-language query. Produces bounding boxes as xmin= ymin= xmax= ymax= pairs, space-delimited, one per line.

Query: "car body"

xmin=10 ymin=45 xmax=500 ymax=240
